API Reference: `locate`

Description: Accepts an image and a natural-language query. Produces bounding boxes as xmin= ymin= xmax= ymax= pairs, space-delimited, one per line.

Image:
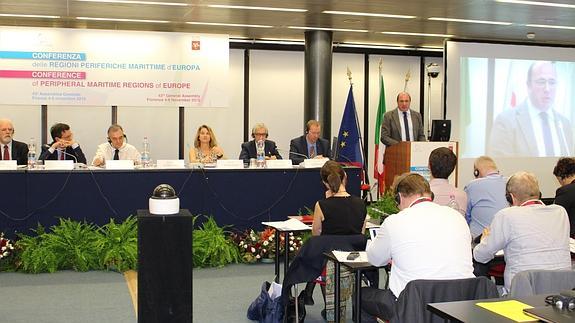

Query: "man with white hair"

xmin=473 ymin=171 xmax=571 ymax=292
xmin=0 ymin=118 xmax=28 ymax=165
xmin=238 ymin=123 xmax=281 ymax=163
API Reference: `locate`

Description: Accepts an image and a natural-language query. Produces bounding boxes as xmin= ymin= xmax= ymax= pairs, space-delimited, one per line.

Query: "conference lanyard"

xmin=520 ymin=199 xmax=544 ymax=207
xmin=409 ymin=197 xmax=433 ymax=207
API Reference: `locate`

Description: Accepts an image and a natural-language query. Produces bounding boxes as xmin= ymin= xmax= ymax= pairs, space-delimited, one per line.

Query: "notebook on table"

xmin=523 ymin=306 xmax=575 ymax=323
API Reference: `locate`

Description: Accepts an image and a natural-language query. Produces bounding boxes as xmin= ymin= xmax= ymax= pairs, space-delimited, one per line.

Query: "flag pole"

xmin=345 ymin=67 xmax=372 ymax=201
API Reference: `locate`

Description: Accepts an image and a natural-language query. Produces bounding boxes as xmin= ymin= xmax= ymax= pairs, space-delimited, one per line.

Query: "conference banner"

xmin=0 ymin=27 xmax=229 ymax=107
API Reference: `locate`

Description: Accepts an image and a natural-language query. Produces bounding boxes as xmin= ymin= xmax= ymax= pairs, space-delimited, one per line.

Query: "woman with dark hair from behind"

xmin=304 ymin=160 xmax=367 ymax=321
xmin=553 ymin=157 xmax=575 ymax=237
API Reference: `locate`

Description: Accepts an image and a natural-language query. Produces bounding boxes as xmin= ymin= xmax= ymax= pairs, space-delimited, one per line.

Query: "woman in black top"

xmin=553 ymin=157 xmax=575 ymax=237
xmin=306 ymin=161 xmax=367 ymax=321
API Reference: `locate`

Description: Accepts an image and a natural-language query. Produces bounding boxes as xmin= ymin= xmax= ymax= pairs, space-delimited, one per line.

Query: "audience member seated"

xmin=0 ymin=118 xmax=28 ymax=165
xmin=473 ymin=171 xmax=571 ymax=293
xmin=39 ymin=123 xmax=87 ymax=164
xmin=189 ymin=124 xmax=224 ymax=164
xmin=92 ymin=124 xmax=140 ymax=166
xmin=552 ymin=157 xmax=575 ymax=237
xmin=238 ymin=123 xmax=281 ymax=163
xmin=361 ymin=173 xmax=474 ymax=322
xmin=304 ymin=160 xmax=366 ymax=321
xmin=289 ymin=120 xmax=331 ymax=165
xmin=428 ymin=147 xmax=466 ymax=216
xmin=464 ymin=156 xmax=508 ymax=239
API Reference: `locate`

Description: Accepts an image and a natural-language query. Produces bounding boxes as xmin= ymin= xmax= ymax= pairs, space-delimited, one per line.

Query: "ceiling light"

xmin=76 ymin=17 xmax=170 ymax=23
xmin=495 ymin=0 xmax=575 ymax=9
xmin=323 ymin=10 xmax=416 ymax=19
xmin=208 ymin=4 xmax=306 ymax=12
xmin=428 ymin=17 xmax=512 ymax=25
xmin=526 ymin=23 xmax=575 ymax=30
xmin=381 ymin=31 xmax=453 ymax=37
xmin=0 ymin=14 xmax=60 ymax=19
xmin=288 ymin=26 xmax=368 ymax=33
xmin=76 ymin=0 xmax=189 ymax=6
xmin=186 ymin=22 xmax=273 ymax=28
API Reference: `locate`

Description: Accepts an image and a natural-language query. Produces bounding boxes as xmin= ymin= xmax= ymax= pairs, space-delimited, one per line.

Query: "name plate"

xmin=156 ymin=159 xmax=185 ymax=169
xmin=301 ymin=157 xmax=329 ymax=168
xmin=0 ymin=160 xmax=17 ymax=170
xmin=265 ymin=159 xmax=294 ymax=169
xmin=216 ymin=159 xmax=244 ymax=169
xmin=44 ymin=160 xmax=75 ymax=170
xmin=105 ymin=159 xmax=135 ymax=170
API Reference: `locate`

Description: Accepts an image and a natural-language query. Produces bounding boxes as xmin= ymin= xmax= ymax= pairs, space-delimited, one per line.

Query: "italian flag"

xmin=374 ymin=70 xmax=386 ymax=196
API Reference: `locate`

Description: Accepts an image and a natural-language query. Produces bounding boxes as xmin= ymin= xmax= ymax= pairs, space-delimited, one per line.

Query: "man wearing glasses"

xmin=238 ymin=123 xmax=282 ymax=163
xmin=488 ymin=61 xmax=573 ymax=157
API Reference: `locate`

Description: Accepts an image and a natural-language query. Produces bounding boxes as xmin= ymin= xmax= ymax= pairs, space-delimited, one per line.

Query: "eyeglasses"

xmin=254 ymin=133 xmax=267 ymax=136
xmin=532 ymin=78 xmax=557 ymax=87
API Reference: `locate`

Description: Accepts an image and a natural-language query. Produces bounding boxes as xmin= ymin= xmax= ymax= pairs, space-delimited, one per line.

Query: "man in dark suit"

xmin=0 ymin=118 xmax=28 ymax=165
xmin=488 ymin=61 xmax=573 ymax=157
xmin=380 ymin=92 xmax=426 ymax=146
xmin=238 ymin=123 xmax=282 ymax=163
xmin=39 ymin=123 xmax=87 ymax=164
xmin=289 ymin=120 xmax=331 ymax=165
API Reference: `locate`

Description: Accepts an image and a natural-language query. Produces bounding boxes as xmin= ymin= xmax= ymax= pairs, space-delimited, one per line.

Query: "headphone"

xmin=251 ymin=127 xmax=269 ymax=139
xmin=505 ymin=174 xmax=543 ymax=206
xmin=545 ymin=295 xmax=575 ymax=311
xmin=108 ymin=134 xmax=127 ymax=144
xmin=394 ymin=173 xmax=415 ymax=205
xmin=473 ymin=169 xmax=479 ymax=178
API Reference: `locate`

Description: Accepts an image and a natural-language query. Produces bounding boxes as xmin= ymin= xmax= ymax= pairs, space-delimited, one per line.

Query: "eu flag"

xmin=336 ymin=86 xmax=362 ymax=167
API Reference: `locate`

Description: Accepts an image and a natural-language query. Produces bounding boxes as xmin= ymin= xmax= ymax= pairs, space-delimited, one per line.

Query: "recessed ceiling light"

xmin=76 ymin=17 xmax=170 ymax=23
xmin=428 ymin=17 xmax=512 ymax=25
xmin=323 ymin=10 xmax=416 ymax=19
xmin=526 ymin=23 xmax=575 ymax=30
xmin=381 ymin=31 xmax=453 ymax=38
xmin=288 ymin=26 xmax=368 ymax=33
xmin=76 ymin=0 xmax=189 ymax=6
xmin=186 ymin=22 xmax=273 ymax=28
xmin=0 ymin=14 xmax=60 ymax=19
xmin=208 ymin=5 xmax=307 ymax=12
xmin=495 ymin=0 xmax=575 ymax=9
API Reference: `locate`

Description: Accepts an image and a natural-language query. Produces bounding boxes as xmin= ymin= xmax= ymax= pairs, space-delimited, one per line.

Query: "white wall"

xmin=2 ymin=106 xmax=41 ymax=146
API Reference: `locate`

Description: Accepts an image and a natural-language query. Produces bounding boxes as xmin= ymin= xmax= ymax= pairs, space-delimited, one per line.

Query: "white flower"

xmin=263 ymin=241 xmax=269 ymax=246
xmin=251 ymin=247 xmax=256 ymax=253
xmin=268 ymin=236 xmax=273 ymax=242
xmin=289 ymin=247 xmax=294 ymax=251
xmin=256 ymin=254 xmax=261 ymax=259
xmin=262 ymin=249 xmax=267 ymax=254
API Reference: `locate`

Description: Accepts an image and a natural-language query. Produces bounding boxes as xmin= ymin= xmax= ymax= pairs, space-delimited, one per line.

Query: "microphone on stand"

xmin=276 ymin=148 xmax=309 ymax=163
xmin=42 ymin=144 xmax=82 ymax=166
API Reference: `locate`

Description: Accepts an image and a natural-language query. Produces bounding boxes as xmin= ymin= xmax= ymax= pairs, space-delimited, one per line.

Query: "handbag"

xmin=283 ymin=290 xmax=306 ymax=323
xmin=247 ymin=281 xmax=283 ymax=323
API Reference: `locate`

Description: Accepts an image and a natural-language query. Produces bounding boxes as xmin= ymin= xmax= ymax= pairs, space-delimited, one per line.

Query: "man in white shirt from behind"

xmin=92 ymin=124 xmax=141 ymax=166
xmin=361 ymin=173 xmax=474 ymax=322
xmin=473 ymin=171 xmax=571 ymax=292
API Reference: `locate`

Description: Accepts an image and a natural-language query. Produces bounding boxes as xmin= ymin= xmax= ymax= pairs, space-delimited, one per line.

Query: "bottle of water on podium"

xmin=27 ymin=137 xmax=36 ymax=169
xmin=141 ymin=136 xmax=151 ymax=168
xmin=256 ymin=140 xmax=266 ymax=168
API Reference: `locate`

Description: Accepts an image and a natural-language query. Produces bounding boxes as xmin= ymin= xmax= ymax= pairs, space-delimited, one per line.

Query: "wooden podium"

xmin=383 ymin=141 xmax=459 ymax=192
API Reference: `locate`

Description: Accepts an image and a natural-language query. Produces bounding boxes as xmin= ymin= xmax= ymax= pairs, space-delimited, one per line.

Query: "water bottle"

xmin=256 ymin=140 xmax=266 ymax=168
xmin=141 ymin=136 xmax=150 ymax=168
xmin=27 ymin=137 xmax=36 ymax=169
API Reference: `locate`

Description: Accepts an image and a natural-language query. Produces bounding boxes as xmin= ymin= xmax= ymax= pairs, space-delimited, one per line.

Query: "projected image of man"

xmin=488 ymin=61 xmax=573 ymax=157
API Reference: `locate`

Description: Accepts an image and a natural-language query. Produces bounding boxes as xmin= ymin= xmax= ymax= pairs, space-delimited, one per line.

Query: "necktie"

xmin=3 ymin=145 xmax=9 ymax=160
xmin=309 ymin=145 xmax=316 ymax=158
xmin=113 ymin=149 xmax=120 ymax=160
xmin=59 ymin=149 xmax=65 ymax=160
xmin=540 ymin=112 xmax=553 ymax=156
xmin=403 ymin=111 xmax=411 ymax=141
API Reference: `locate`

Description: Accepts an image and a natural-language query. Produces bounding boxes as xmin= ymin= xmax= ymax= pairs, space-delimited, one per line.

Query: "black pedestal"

xmin=137 ymin=209 xmax=193 ymax=323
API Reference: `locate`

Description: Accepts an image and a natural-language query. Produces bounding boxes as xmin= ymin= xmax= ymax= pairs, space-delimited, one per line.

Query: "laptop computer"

xmin=523 ymin=306 xmax=575 ymax=323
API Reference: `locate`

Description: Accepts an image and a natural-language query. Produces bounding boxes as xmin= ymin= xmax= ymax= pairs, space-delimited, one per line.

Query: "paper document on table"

xmin=475 ymin=300 xmax=536 ymax=322
xmin=262 ymin=218 xmax=310 ymax=231
xmin=570 ymin=238 xmax=575 ymax=253
xmin=331 ymin=251 xmax=369 ymax=263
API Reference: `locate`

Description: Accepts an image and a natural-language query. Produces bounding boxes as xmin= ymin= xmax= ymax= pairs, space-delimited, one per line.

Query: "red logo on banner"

xmin=191 ymin=40 xmax=200 ymax=50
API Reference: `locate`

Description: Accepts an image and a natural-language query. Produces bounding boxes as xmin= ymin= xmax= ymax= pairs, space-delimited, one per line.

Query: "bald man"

xmin=0 ymin=118 xmax=28 ymax=165
xmin=380 ymin=92 xmax=426 ymax=146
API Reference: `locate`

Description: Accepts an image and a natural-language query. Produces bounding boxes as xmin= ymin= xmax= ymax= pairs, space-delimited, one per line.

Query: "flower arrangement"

xmin=0 ymin=233 xmax=14 ymax=259
xmin=233 ymin=228 xmax=306 ymax=264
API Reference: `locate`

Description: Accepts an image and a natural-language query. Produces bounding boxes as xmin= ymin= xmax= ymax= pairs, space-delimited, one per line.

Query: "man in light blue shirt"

xmin=464 ymin=156 xmax=508 ymax=239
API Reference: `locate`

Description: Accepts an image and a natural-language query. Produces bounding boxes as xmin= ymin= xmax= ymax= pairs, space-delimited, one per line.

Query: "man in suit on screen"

xmin=0 ymin=118 xmax=28 ymax=165
xmin=289 ymin=120 xmax=331 ymax=165
xmin=488 ymin=61 xmax=573 ymax=157
xmin=380 ymin=92 xmax=426 ymax=146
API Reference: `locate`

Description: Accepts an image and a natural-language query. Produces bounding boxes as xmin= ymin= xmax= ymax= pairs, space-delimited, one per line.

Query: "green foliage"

xmin=296 ymin=206 xmax=313 ymax=216
xmin=367 ymin=190 xmax=400 ymax=221
xmin=16 ymin=225 xmax=60 ymax=273
xmin=96 ymin=216 xmax=138 ymax=272
xmin=192 ymin=216 xmax=240 ymax=268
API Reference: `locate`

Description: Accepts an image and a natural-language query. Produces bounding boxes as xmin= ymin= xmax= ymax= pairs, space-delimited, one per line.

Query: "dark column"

xmin=304 ymin=30 xmax=332 ymax=139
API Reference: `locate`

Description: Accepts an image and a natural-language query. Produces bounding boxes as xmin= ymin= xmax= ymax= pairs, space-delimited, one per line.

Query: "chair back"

xmin=508 ymin=269 xmax=575 ymax=298
xmin=393 ymin=277 xmax=498 ymax=323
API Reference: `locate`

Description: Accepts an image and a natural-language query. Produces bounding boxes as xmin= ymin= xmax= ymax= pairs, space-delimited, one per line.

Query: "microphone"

xmin=555 ymin=119 xmax=571 ymax=156
xmin=42 ymin=144 xmax=79 ymax=164
xmin=276 ymin=148 xmax=309 ymax=160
